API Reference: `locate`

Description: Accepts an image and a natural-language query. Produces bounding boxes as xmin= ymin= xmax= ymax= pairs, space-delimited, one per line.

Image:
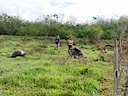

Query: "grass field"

xmin=0 ymin=35 xmax=113 ymax=96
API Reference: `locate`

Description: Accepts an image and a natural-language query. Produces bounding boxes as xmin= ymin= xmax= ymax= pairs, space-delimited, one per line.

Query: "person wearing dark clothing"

xmin=55 ymin=35 xmax=60 ymax=50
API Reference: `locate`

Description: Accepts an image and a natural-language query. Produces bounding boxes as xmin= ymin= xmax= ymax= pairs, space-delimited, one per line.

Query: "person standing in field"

xmin=55 ymin=35 xmax=60 ymax=50
xmin=100 ymin=48 xmax=106 ymax=62
xmin=67 ymin=37 xmax=74 ymax=55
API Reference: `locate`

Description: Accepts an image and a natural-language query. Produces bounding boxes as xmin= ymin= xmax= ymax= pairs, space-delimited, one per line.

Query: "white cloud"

xmin=0 ymin=0 xmax=128 ymax=23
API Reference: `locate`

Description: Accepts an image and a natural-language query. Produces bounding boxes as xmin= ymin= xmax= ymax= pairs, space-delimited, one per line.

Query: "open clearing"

xmin=0 ymin=35 xmax=113 ymax=96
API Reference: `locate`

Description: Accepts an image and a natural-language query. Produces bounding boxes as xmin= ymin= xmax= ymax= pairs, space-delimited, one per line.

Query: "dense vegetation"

xmin=0 ymin=35 xmax=113 ymax=96
xmin=0 ymin=13 xmax=128 ymax=41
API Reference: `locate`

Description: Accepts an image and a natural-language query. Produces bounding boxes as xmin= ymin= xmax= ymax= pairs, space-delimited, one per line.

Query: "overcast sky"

xmin=0 ymin=0 xmax=128 ymax=23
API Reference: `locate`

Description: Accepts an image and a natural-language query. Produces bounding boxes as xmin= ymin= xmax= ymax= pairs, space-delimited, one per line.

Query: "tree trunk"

xmin=114 ymin=39 xmax=120 ymax=96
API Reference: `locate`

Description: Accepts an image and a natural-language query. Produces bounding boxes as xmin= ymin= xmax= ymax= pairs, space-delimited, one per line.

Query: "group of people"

xmin=54 ymin=35 xmax=84 ymax=58
xmin=54 ymin=35 xmax=74 ymax=55
xmin=55 ymin=35 xmax=73 ymax=50
xmin=54 ymin=35 xmax=107 ymax=61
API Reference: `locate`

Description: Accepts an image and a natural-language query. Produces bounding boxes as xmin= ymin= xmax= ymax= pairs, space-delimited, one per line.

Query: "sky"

xmin=0 ymin=0 xmax=128 ymax=23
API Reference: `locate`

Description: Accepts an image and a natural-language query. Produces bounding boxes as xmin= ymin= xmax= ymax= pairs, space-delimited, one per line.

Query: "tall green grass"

xmin=0 ymin=35 xmax=113 ymax=96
